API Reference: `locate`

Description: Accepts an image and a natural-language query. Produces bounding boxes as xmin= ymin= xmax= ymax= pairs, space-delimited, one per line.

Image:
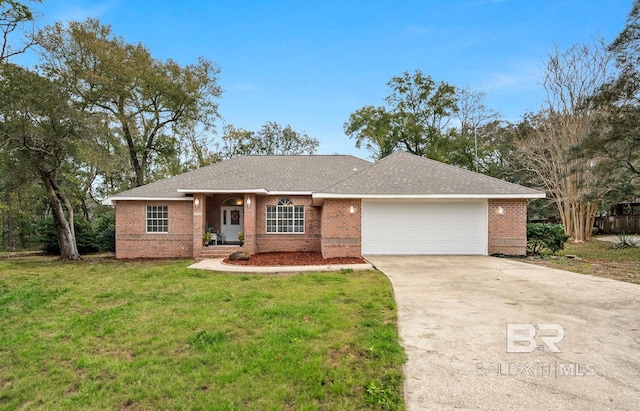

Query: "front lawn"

xmin=520 ymin=240 xmax=640 ymax=284
xmin=0 ymin=257 xmax=405 ymax=410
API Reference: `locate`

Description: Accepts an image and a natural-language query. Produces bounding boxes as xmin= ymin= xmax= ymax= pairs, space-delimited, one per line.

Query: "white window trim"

xmin=146 ymin=205 xmax=169 ymax=234
xmin=266 ymin=198 xmax=305 ymax=234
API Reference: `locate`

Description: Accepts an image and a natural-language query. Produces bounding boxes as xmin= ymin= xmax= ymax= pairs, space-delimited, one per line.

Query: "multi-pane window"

xmin=146 ymin=205 xmax=168 ymax=233
xmin=266 ymin=198 xmax=305 ymax=233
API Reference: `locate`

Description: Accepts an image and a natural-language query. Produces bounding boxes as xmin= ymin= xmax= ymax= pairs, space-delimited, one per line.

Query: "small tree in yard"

xmin=527 ymin=223 xmax=570 ymax=255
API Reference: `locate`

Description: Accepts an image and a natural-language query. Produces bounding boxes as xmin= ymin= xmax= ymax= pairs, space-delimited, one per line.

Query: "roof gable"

xmin=107 ymin=155 xmax=372 ymax=200
xmin=317 ymin=151 xmax=544 ymax=198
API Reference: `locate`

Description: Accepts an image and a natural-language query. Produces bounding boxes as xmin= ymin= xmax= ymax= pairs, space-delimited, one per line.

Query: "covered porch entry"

xmin=203 ymin=194 xmax=245 ymax=245
xmin=192 ymin=192 xmax=257 ymax=259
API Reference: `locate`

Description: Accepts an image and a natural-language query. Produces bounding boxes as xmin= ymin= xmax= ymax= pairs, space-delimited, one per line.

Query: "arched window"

xmin=266 ymin=198 xmax=305 ymax=233
xmin=222 ymin=197 xmax=243 ymax=206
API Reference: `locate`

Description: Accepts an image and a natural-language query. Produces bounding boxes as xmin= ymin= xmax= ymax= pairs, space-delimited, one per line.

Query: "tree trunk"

xmin=17 ymin=191 xmax=27 ymax=249
xmin=6 ymin=194 xmax=14 ymax=250
xmin=120 ymin=111 xmax=145 ymax=187
xmin=81 ymin=199 xmax=91 ymax=223
xmin=556 ymin=199 xmax=599 ymax=242
xmin=1 ymin=208 xmax=5 ymax=250
xmin=39 ymin=171 xmax=81 ymax=260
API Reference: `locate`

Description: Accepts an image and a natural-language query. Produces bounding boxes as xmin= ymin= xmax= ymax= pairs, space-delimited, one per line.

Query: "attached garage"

xmin=315 ymin=152 xmax=544 ymax=257
xmin=361 ymin=200 xmax=488 ymax=255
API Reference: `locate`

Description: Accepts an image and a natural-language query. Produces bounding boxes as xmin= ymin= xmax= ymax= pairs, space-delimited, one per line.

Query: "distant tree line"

xmin=2 ymin=0 xmax=640 ymax=255
xmin=344 ymin=2 xmax=640 ymax=243
xmin=0 ymin=1 xmax=318 ymax=257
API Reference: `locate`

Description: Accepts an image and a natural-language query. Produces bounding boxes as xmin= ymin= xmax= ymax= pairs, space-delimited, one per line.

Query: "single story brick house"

xmin=104 ymin=151 xmax=545 ymax=259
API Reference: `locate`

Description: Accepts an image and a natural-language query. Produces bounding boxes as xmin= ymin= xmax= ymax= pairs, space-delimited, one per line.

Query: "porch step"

xmin=198 ymin=246 xmax=243 ymax=259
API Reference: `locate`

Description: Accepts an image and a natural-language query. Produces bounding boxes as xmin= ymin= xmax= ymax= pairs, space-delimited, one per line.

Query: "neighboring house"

xmin=104 ymin=151 xmax=545 ymax=259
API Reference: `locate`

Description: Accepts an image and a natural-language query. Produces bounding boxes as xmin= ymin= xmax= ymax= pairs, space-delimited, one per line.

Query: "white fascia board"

xmin=267 ymin=191 xmax=314 ymax=196
xmin=176 ymin=189 xmax=313 ymax=196
xmin=102 ymin=197 xmax=194 ymax=206
xmin=176 ymin=188 xmax=268 ymax=194
xmin=312 ymin=192 xmax=546 ymax=200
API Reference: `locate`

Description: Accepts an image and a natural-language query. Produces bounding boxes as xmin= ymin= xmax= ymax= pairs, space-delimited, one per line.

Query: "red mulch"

xmin=223 ymin=251 xmax=366 ymax=266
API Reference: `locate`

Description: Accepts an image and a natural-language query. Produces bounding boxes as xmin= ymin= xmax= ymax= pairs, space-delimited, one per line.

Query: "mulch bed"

xmin=223 ymin=251 xmax=367 ymax=266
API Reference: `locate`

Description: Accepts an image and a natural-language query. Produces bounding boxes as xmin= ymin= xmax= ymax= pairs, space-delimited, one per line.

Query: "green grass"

xmin=0 ymin=258 xmax=405 ymax=410
xmin=521 ymin=240 xmax=640 ymax=284
xmin=559 ymin=239 xmax=640 ymax=262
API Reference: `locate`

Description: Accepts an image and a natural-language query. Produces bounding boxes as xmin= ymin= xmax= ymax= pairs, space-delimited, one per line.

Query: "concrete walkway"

xmin=368 ymin=255 xmax=640 ymax=411
xmin=189 ymin=258 xmax=373 ymax=273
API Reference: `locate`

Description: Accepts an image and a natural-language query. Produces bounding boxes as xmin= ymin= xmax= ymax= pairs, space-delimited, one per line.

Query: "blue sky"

xmin=20 ymin=0 xmax=634 ymax=157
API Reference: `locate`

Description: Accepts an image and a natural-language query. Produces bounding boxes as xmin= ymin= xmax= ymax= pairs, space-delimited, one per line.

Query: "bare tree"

xmin=0 ymin=0 xmax=39 ymax=63
xmin=455 ymin=87 xmax=500 ymax=172
xmin=514 ymin=38 xmax=614 ymax=242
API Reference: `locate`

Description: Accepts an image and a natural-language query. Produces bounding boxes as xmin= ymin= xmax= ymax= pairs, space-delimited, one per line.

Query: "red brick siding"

xmin=321 ymin=199 xmax=362 ymax=258
xmin=488 ymin=199 xmax=528 ymax=256
xmin=115 ymin=200 xmax=193 ymax=259
xmin=254 ymin=195 xmax=322 ymax=253
xmin=192 ymin=193 xmax=206 ymax=258
xmin=243 ymin=194 xmax=257 ymax=254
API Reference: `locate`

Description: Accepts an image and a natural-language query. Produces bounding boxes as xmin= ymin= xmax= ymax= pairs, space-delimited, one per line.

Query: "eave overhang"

xmin=310 ymin=192 xmax=546 ymax=206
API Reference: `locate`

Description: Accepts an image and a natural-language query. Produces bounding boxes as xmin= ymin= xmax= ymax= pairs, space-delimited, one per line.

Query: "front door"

xmin=221 ymin=206 xmax=243 ymax=243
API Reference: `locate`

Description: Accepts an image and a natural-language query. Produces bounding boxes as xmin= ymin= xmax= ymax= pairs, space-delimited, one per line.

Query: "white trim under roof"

xmin=312 ymin=192 xmax=546 ymax=200
xmin=102 ymin=197 xmax=194 ymax=206
xmin=176 ymin=189 xmax=314 ymax=196
xmin=267 ymin=191 xmax=314 ymax=196
xmin=177 ymin=188 xmax=268 ymax=194
xmin=104 ymin=191 xmax=545 ymax=206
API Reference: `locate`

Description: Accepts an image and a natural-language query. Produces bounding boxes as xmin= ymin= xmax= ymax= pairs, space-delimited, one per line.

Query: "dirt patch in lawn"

xmin=223 ymin=251 xmax=367 ymax=266
xmin=520 ymin=256 xmax=640 ymax=285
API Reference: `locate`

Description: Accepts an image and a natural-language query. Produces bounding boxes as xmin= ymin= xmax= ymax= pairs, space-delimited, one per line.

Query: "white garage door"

xmin=362 ymin=200 xmax=487 ymax=255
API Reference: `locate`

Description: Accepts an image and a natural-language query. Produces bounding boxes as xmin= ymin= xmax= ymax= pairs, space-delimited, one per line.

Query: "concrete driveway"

xmin=367 ymin=256 xmax=640 ymax=411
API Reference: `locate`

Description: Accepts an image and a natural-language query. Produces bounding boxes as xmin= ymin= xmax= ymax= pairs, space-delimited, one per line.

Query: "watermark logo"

xmin=475 ymin=323 xmax=595 ymax=377
xmin=506 ymin=323 xmax=564 ymax=353
xmin=476 ymin=361 xmax=596 ymax=377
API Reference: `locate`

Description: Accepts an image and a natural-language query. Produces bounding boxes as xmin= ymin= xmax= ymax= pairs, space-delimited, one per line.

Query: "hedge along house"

xmin=104 ymin=152 xmax=545 ymax=259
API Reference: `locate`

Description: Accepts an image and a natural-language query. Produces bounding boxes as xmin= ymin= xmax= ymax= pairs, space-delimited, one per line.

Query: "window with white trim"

xmin=266 ymin=198 xmax=305 ymax=233
xmin=146 ymin=205 xmax=168 ymax=233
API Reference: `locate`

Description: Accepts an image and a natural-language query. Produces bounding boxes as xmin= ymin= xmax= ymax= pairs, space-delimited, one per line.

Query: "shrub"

xmin=92 ymin=209 xmax=116 ymax=252
xmin=75 ymin=218 xmax=98 ymax=253
xmin=526 ymin=223 xmax=570 ymax=255
xmin=36 ymin=216 xmax=98 ymax=255
xmin=608 ymin=233 xmax=639 ymax=249
xmin=33 ymin=217 xmax=58 ymax=254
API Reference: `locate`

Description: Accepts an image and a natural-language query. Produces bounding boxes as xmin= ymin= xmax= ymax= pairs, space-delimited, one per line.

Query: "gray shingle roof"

xmin=106 ymin=152 xmax=544 ymax=202
xmin=317 ymin=151 xmax=544 ymax=197
xmin=107 ymin=155 xmax=372 ymax=200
